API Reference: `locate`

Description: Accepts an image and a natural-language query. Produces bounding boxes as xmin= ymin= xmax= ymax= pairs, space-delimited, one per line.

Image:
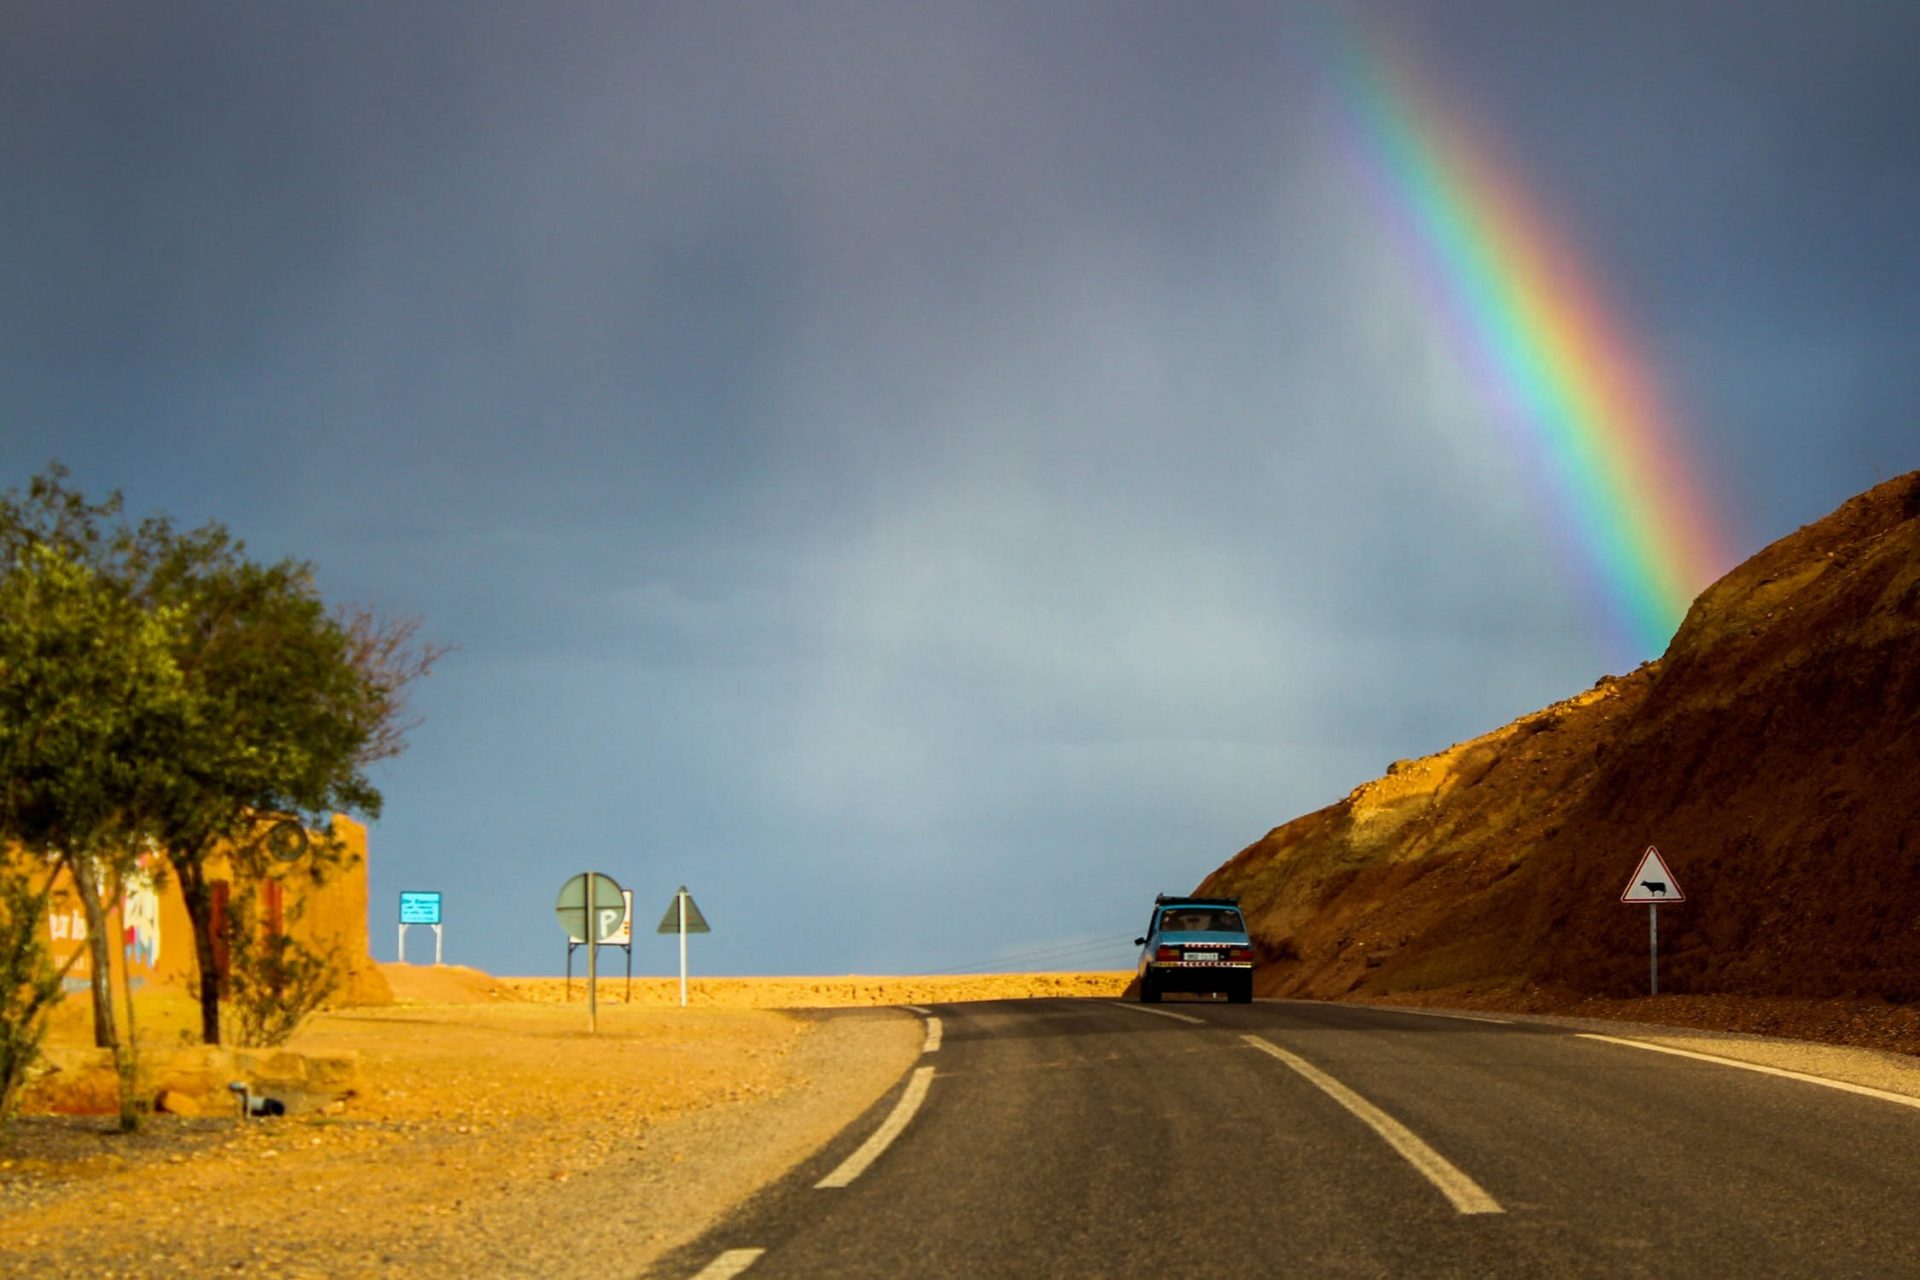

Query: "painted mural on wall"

xmin=46 ymin=849 xmax=176 ymax=993
xmin=35 ymin=817 xmax=386 ymax=1005
xmin=122 ymin=861 xmax=163 ymax=972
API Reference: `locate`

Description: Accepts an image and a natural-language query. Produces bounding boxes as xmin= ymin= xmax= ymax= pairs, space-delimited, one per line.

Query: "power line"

xmin=923 ymin=933 xmax=1141 ymax=975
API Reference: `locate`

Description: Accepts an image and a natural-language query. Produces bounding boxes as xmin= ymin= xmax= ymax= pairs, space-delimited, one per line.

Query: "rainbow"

xmin=1301 ymin=17 xmax=1732 ymax=660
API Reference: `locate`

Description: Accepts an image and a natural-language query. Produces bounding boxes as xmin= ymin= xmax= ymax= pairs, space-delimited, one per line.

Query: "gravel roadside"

xmin=0 ymin=1003 xmax=922 ymax=1278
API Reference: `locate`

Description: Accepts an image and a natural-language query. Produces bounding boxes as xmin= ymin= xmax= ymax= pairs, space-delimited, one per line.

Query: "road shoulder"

xmin=625 ymin=1007 xmax=923 ymax=1274
xmin=1328 ymin=998 xmax=1920 ymax=1101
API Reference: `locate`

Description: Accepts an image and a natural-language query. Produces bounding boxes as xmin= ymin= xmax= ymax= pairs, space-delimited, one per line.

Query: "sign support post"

xmin=1619 ymin=846 xmax=1684 ymax=997
xmin=678 ymin=891 xmax=688 ymax=1008
xmin=398 ymin=892 xmax=443 ymax=964
xmin=555 ymin=872 xmax=625 ymax=1035
xmin=655 ymin=886 xmax=711 ymax=1009
xmin=586 ymin=870 xmax=599 ymax=1033
xmin=1649 ymin=904 xmax=1658 ymax=995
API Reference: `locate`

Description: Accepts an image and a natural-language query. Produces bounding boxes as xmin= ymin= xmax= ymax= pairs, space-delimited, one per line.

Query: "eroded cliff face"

xmin=1199 ymin=472 xmax=1920 ymax=1004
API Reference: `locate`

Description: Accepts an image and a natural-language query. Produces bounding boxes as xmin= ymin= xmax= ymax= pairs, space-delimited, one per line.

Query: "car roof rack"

xmin=1154 ymin=894 xmax=1241 ymax=907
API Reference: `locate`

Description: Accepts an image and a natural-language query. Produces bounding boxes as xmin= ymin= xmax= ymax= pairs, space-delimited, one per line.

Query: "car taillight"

xmin=1154 ymin=946 xmax=1180 ymax=962
xmin=1229 ymin=947 xmax=1255 ymax=962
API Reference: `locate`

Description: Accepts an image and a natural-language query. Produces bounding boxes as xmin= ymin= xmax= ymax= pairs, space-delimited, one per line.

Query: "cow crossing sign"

xmin=1620 ymin=846 xmax=1684 ymax=995
xmin=1620 ymin=847 xmax=1685 ymax=904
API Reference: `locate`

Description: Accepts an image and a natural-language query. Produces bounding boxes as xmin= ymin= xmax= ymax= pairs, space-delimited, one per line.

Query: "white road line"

xmin=922 ymin=1015 xmax=943 ymax=1054
xmin=815 ymin=1065 xmax=936 ymax=1189
xmin=1243 ymin=1035 xmax=1503 ymax=1215
xmin=901 ymin=1004 xmax=932 ymax=1015
xmin=1368 ymin=1006 xmax=1513 ymax=1026
xmin=1107 ymin=1001 xmax=1206 ymax=1025
xmin=692 ymin=1247 xmax=766 ymax=1278
xmin=1576 ymin=1034 xmax=1920 ymax=1110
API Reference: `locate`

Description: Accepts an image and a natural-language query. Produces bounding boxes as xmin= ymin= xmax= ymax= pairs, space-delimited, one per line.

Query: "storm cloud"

xmin=6 ymin=2 xmax=1915 ymax=972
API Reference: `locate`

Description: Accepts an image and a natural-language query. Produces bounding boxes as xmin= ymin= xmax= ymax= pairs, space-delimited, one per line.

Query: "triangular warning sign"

xmin=656 ymin=886 xmax=712 ymax=934
xmin=1620 ymin=846 xmax=1685 ymax=904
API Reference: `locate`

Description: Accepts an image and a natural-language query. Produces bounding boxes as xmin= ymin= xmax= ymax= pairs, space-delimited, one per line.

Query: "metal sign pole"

xmin=655 ymin=885 xmax=708 ymax=1005
xmin=433 ymin=923 xmax=443 ymax=965
xmin=1649 ymin=904 xmax=1659 ymax=996
xmin=398 ymin=922 xmax=407 ymax=964
xmin=587 ymin=871 xmax=599 ymax=1034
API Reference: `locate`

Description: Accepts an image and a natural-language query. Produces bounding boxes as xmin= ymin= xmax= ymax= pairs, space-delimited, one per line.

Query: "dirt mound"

xmin=1200 ymin=472 xmax=1920 ymax=1040
xmin=378 ymin=962 xmax=525 ymax=1004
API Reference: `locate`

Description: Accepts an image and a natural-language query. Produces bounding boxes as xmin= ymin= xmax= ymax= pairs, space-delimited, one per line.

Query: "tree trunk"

xmin=69 ymin=862 xmax=118 ymax=1051
xmin=176 ymin=861 xmax=223 ymax=1046
xmin=69 ymin=859 xmax=139 ymax=1127
xmin=112 ymin=872 xmax=143 ymax=1132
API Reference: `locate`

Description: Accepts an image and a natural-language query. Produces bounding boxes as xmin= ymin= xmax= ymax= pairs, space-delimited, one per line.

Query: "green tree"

xmin=0 ymin=532 xmax=184 ymax=1127
xmin=3 ymin=466 xmax=442 ymax=1049
xmin=121 ymin=504 xmax=442 ymax=1046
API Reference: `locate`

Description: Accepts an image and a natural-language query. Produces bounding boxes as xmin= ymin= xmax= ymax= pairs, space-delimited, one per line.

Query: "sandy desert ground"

xmin=0 ymin=966 xmax=1128 ymax=1278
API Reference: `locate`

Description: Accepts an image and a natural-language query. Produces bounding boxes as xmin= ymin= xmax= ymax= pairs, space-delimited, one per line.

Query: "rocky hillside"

xmin=1199 ymin=471 xmax=1920 ymax=1007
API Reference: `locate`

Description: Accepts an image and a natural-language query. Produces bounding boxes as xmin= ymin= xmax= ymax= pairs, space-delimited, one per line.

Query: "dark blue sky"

xmin=5 ymin=2 xmax=1914 ymax=975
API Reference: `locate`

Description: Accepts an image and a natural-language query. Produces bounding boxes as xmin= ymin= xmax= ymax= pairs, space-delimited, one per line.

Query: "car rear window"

xmin=1160 ymin=908 xmax=1243 ymax=933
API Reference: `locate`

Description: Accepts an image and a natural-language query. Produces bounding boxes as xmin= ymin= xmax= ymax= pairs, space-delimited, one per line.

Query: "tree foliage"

xmin=0 ymin=500 xmax=183 ymax=870
xmin=126 ymin=518 xmax=429 ymax=1043
xmin=216 ymin=875 xmax=348 ymax=1049
xmin=0 ymin=464 xmax=442 ymax=1051
xmin=0 ymin=865 xmax=65 ymax=1122
xmin=0 ymin=502 xmax=187 ymax=1120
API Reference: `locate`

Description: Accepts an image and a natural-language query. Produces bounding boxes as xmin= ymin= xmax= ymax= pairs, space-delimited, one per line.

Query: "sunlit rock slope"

xmin=1199 ymin=471 xmax=1920 ymax=1004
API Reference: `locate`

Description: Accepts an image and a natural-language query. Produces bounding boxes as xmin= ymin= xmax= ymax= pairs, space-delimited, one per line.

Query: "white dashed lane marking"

xmin=691 ymin=1247 xmax=765 ymax=1278
xmin=1107 ymin=1001 xmax=1205 ymax=1025
xmin=922 ymin=1015 xmax=943 ymax=1054
xmin=815 ymin=1065 xmax=937 ymax=1189
xmin=1243 ymin=1035 xmax=1503 ymax=1215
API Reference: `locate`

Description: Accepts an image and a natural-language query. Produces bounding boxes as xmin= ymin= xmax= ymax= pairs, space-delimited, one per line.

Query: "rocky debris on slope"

xmin=1199 ymin=471 xmax=1920 ymax=1034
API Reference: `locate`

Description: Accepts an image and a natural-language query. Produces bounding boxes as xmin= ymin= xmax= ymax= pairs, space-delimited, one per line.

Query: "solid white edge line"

xmin=923 ymin=1015 xmax=943 ymax=1054
xmin=1368 ymin=1006 xmax=1514 ymax=1026
xmin=1243 ymin=1035 xmax=1503 ymax=1215
xmin=691 ymin=1247 xmax=766 ymax=1279
xmin=1575 ymin=1034 xmax=1920 ymax=1110
xmin=1107 ymin=1001 xmax=1205 ymax=1025
xmin=815 ymin=1065 xmax=937 ymax=1189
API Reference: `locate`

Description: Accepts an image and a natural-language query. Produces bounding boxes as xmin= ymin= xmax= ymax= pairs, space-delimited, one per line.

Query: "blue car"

xmin=1135 ymin=894 xmax=1255 ymax=1003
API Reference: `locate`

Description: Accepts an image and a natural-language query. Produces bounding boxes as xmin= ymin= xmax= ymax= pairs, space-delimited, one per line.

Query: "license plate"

xmin=1186 ymin=951 xmax=1219 ymax=962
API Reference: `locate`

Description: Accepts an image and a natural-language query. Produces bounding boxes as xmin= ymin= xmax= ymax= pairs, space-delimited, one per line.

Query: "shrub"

xmin=209 ymin=881 xmax=346 ymax=1048
xmin=0 ymin=869 xmax=64 ymax=1121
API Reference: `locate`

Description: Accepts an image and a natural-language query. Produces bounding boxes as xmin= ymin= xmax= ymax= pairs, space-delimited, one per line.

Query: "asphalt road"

xmin=651 ymin=998 xmax=1920 ymax=1279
